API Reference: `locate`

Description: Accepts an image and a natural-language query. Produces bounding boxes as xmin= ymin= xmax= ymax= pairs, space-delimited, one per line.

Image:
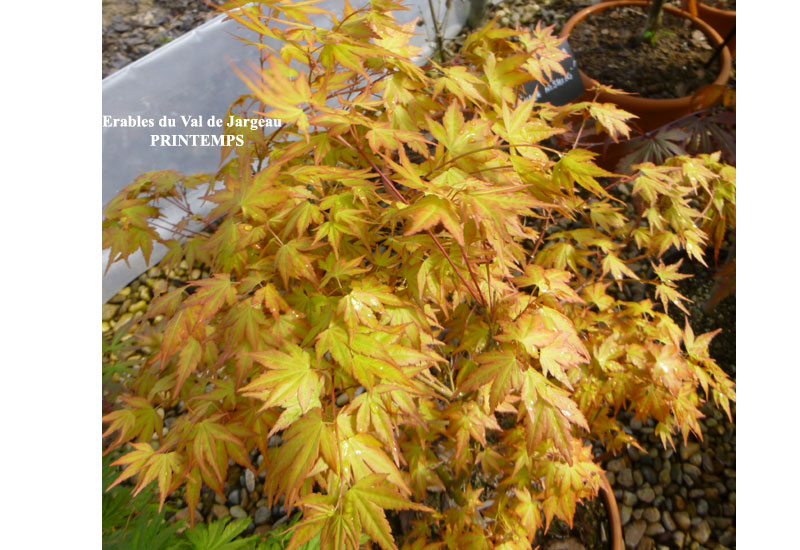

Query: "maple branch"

xmin=423 ymin=142 xmax=563 ymax=179
xmin=339 ymin=132 xmax=487 ymax=306
xmin=529 ymin=213 xmax=552 ymax=259
xmin=426 ymin=0 xmax=446 ymax=62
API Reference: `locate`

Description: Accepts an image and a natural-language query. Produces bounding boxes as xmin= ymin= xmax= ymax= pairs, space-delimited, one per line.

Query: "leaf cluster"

xmin=102 ymin=2 xmax=736 ymax=550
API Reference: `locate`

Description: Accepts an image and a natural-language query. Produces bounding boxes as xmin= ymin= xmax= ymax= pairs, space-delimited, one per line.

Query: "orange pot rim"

xmin=559 ymin=0 xmax=732 ymax=111
xmin=599 ymin=471 xmax=624 ymax=550
xmin=697 ymin=0 xmax=736 ymax=17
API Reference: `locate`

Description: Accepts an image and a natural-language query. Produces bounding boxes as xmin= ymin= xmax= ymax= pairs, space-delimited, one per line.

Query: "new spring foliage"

xmin=102 ymin=1 xmax=736 ymax=549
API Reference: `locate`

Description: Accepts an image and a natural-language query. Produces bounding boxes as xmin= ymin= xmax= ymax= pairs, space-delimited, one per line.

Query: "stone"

xmin=102 ymin=303 xmax=120 ymax=321
xmin=642 ymin=466 xmax=657 ymax=485
xmin=719 ymin=527 xmax=735 ymax=546
xmin=680 ymin=442 xmax=700 ymax=461
xmin=672 ymin=531 xmax=685 ymax=549
xmin=658 ymin=468 xmax=671 ymax=485
xmin=696 ymin=499 xmax=708 ymax=516
xmin=673 ymin=511 xmax=691 ymax=531
xmin=715 ymin=517 xmax=732 ymax=529
xmin=683 ymin=464 xmax=701 ymax=480
xmin=624 ymin=520 xmax=647 ymax=548
xmin=642 ymin=507 xmax=660 ymax=523
xmin=245 ymin=469 xmax=256 ymax=493
xmin=254 ymin=506 xmax=270 ymax=525
xmin=702 ymin=453 xmax=714 ymax=473
xmin=543 ymin=537 xmax=585 ymax=550
xmin=690 ymin=520 xmax=711 ymax=544
xmin=633 ymin=471 xmax=644 ymax=486
xmin=689 ymin=453 xmax=702 ymax=467
xmin=674 ymin=495 xmax=686 ymax=510
xmin=129 ymin=300 xmax=148 ymax=314
xmin=212 ymin=504 xmax=230 ymax=519
xmin=637 ymin=486 xmax=655 ymax=503
xmin=607 ymin=458 xmax=625 ymax=473
xmin=619 ymin=504 xmax=632 ymax=526
xmin=228 ymin=489 xmax=240 ymax=505
xmin=606 ymin=471 xmax=616 ymax=486
xmin=618 ymin=469 xmax=634 ymax=488
xmin=633 ymin=509 xmax=643 ymax=520
xmin=230 ymin=505 xmax=247 ymax=519
xmin=174 ymin=507 xmax=191 ymax=522
xmin=661 ymin=510 xmax=676 ymax=531
xmin=645 ymin=523 xmax=665 ymax=537
xmin=116 ymin=312 xmax=133 ymax=327
xmin=670 ymin=465 xmax=683 ymax=484
xmin=636 ymin=537 xmax=654 ymax=550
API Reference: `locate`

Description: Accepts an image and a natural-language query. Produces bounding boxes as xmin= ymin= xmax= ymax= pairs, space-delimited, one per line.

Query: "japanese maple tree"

xmin=102 ymin=1 xmax=735 ymax=549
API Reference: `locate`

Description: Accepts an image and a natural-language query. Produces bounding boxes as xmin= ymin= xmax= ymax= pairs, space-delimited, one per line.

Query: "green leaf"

xmin=184 ymin=517 xmax=259 ymax=550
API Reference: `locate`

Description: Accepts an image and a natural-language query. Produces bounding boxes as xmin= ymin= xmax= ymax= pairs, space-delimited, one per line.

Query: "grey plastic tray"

xmin=102 ymin=0 xmax=474 ymax=303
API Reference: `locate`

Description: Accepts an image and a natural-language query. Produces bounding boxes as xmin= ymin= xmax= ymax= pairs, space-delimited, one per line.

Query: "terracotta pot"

xmin=560 ymin=0 xmax=732 ymax=133
xmin=599 ymin=471 xmax=624 ymax=550
xmin=682 ymin=0 xmax=736 ymax=57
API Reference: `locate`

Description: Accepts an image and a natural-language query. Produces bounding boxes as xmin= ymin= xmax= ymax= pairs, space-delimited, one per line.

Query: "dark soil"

xmin=705 ymin=0 xmax=735 ymax=10
xmin=567 ymin=6 xmax=721 ymax=99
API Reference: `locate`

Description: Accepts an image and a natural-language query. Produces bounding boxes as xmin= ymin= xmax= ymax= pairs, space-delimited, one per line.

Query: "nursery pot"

xmin=599 ymin=471 xmax=624 ymax=550
xmin=682 ymin=0 xmax=735 ymax=57
xmin=560 ymin=0 xmax=732 ymax=134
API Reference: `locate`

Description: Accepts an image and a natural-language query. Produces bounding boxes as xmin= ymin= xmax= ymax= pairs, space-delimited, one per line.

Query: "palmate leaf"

xmin=188 ymin=417 xmax=250 ymax=492
xmin=400 ymin=195 xmax=464 ymax=245
xmin=521 ymin=370 xmax=588 ymax=464
xmin=265 ymin=408 xmax=334 ymax=508
xmin=289 ymin=475 xmax=431 ymax=550
xmin=345 ymin=475 xmax=434 ymax=550
xmin=242 ymin=344 xmax=323 ymax=413
xmin=183 ymin=517 xmax=259 ymax=550
xmin=588 ymin=102 xmax=635 ymax=142
xmin=459 ymin=347 xmax=523 ymax=411
xmin=102 ymin=395 xmax=163 ymax=451
xmin=553 ymin=149 xmax=616 ymax=198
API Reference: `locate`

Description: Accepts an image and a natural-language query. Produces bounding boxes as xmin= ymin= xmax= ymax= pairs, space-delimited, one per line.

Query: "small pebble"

xmin=642 ymin=507 xmax=660 ymax=523
xmin=637 ymin=486 xmax=655 ymax=503
xmin=691 ymin=519 xmax=711 ymax=544
xmin=624 ymin=520 xmax=647 ymax=548
xmin=230 ymin=505 xmax=247 ymax=519
xmin=245 ymin=469 xmax=256 ymax=493
xmin=254 ymin=506 xmax=270 ymax=525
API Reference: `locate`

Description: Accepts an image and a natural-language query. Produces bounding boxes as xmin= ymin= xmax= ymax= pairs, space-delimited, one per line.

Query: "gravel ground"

xmin=102 ymin=1 xmax=736 ymax=547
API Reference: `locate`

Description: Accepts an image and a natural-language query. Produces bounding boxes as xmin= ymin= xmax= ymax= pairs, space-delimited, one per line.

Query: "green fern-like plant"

xmin=180 ymin=517 xmax=258 ymax=550
xmin=103 ymin=456 xmax=183 ymax=550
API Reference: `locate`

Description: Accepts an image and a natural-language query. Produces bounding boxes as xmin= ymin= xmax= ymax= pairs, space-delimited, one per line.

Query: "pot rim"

xmin=599 ymin=471 xmax=624 ymax=550
xmin=559 ymin=0 xmax=732 ymax=109
xmin=695 ymin=0 xmax=736 ymax=17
